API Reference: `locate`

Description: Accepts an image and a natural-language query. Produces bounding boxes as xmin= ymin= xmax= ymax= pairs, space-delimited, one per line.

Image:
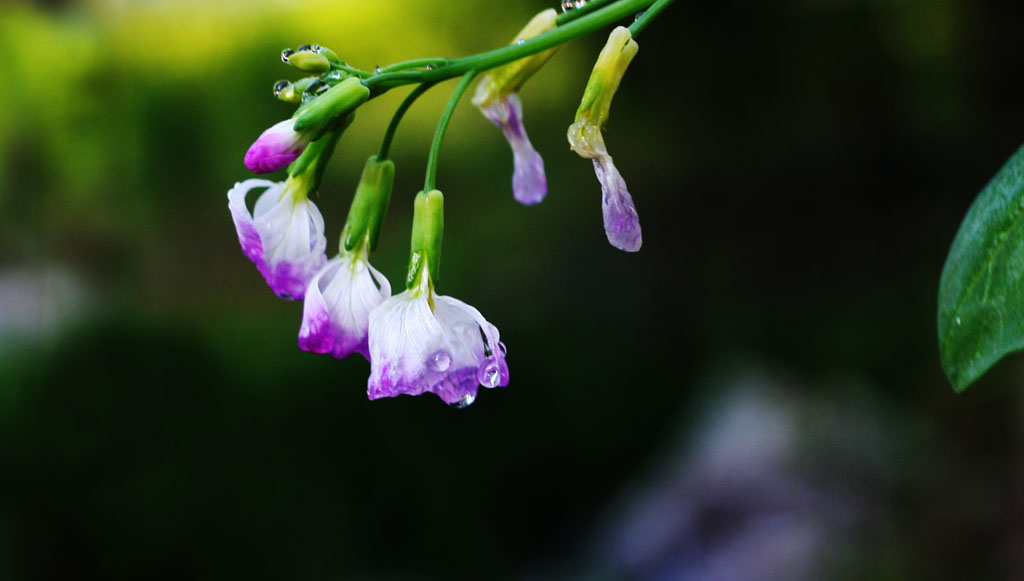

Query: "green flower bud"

xmin=343 ymin=156 xmax=395 ymax=252
xmin=407 ymin=190 xmax=444 ymax=291
xmin=274 ymin=77 xmax=319 ymax=104
xmin=318 ymin=46 xmax=342 ymax=64
xmin=293 ymin=77 xmax=369 ymax=134
xmin=471 ymin=9 xmax=560 ymax=108
xmin=288 ymin=50 xmax=331 ymax=73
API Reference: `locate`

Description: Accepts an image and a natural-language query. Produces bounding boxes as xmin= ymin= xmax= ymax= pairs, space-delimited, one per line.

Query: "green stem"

xmin=424 ymin=72 xmax=478 ymax=192
xmin=330 ymin=63 xmax=372 ymax=79
xmin=556 ymin=0 xmax=617 ymax=25
xmin=378 ymin=83 xmax=435 ymax=160
xmin=629 ymin=0 xmax=675 ymax=37
xmin=378 ymin=58 xmax=451 ymax=74
xmin=365 ymin=0 xmax=656 ymax=94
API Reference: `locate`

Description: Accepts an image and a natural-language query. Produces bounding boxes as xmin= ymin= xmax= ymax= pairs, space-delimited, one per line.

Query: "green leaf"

xmin=939 ymin=143 xmax=1024 ymax=391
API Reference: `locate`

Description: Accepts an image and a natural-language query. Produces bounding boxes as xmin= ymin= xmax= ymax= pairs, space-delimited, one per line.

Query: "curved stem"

xmin=424 ymin=72 xmax=478 ymax=192
xmin=378 ymin=83 xmax=436 ymax=160
xmin=629 ymin=0 xmax=675 ymax=37
xmin=365 ymin=0 xmax=655 ymax=94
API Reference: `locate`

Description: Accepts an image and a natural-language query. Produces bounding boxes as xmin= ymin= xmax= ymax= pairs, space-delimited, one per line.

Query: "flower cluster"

xmin=226 ymin=10 xmax=651 ymax=407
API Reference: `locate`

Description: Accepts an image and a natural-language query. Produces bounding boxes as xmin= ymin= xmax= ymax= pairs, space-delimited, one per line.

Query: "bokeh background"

xmin=2 ymin=0 xmax=1024 ymax=578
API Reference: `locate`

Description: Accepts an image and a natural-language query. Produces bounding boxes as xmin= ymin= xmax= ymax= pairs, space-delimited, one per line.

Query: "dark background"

xmin=2 ymin=0 xmax=1024 ymax=578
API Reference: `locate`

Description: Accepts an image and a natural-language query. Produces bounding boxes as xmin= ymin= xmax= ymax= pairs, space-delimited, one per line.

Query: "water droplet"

xmin=312 ymin=44 xmax=322 ymax=53
xmin=325 ymin=70 xmax=343 ymax=81
xmin=575 ymin=0 xmax=587 ymax=7
xmin=450 ymin=393 xmax=476 ymax=409
xmin=956 ymin=317 xmax=962 ymax=325
xmin=515 ymin=38 xmax=525 ymax=46
xmin=498 ymin=342 xmax=507 ymax=356
xmin=373 ymin=66 xmax=383 ymax=74
xmin=561 ymin=0 xmax=587 ymax=11
xmin=477 ymin=359 xmax=504 ymax=388
xmin=272 ymin=80 xmax=291 ymax=97
xmin=298 ymin=44 xmax=313 ymax=52
xmin=280 ymin=48 xmax=295 ymax=63
xmin=428 ymin=350 xmax=451 ymax=372
xmin=635 ymin=10 xmax=646 ymax=21
xmin=425 ymin=64 xmax=434 ymax=71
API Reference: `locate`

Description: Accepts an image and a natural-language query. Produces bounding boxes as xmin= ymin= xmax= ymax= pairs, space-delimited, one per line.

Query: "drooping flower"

xmin=244 ymin=119 xmax=312 ymax=174
xmin=298 ymin=156 xmax=395 ymax=360
xmin=366 ymin=190 xmax=509 ymax=407
xmin=472 ymin=8 xmax=560 ymax=205
xmin=298 ymin=246 xmax=391 ymax=360
xmin=568 ymin=26 xmax=642 ymax=252
xmin=227 ymin=175 xmax=327 ymax=300
xmin=367 ymin=271 xmax=509 ymax=408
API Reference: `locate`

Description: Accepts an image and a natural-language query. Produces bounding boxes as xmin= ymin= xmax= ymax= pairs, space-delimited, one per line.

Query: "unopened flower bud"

xmin=288 ymin=50 xmax=331 ymax=73
xmin=407 ymin=190 xmax=444 ymax=290
xmin=274 ymin=77 xmax=319 ymax=104
xmin=343 ymin=156 xmax=395 ymax=252
xmin=293 ymin=77 xmax=369 ymax=134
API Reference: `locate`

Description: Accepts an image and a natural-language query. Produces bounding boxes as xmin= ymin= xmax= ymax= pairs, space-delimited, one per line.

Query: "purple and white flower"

xmin=298 ymin=247 xmax=391 ymax=360
xmin=228 ymin=178 xmax=327 ymax=300
xmin=569 ymin=122 xmax=642 ymax=252
xmin=367 ymin=275 xmax=508 ymax=407
xmin=477 ymin=93 xmax=547 ymax=205
xmin=568 ymin=26 xmax=643 ymax=252
xmin=243 ymin=118 xmax=312 ymax=174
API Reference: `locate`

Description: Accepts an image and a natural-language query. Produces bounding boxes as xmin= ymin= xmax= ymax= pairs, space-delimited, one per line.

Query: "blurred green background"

xmin=2 ymin=0 xmax=1024 ymax=578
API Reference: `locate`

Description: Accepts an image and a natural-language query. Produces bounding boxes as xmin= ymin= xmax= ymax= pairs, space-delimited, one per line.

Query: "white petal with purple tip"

xmin=227 ymin=178 xmax=327 ymax=300
xmin=367 ymin=285 xmax=509 ymax=406
xmin=298 ymin=250 xmax=391 ymax=360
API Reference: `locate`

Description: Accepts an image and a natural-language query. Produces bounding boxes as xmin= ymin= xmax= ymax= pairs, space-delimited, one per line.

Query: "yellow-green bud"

xmin=343 ymin=156 xmax=395 ymax=252
xmin=274 ymin=77 xmax=319 ymax=104
xmin=288 ymin=51 xmax=331 ymax=73
xmin=293 ymin=77 xmax=369 ymax=134
xmin=471 ymin=9 xmax=560 ymax=108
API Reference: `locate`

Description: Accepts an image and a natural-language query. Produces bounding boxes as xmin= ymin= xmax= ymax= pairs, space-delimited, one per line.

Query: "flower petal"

xmin=480 ymin=94 xmax=547 ymax=205
xmin=228 ymin=179 xmax=277 ymax=263
xmin=298 ymin=253 xmax=391 ymax=359
xmin=244 ymin=119 xmax=310 ymax=174
xmin=226 ymin=178 xmax=327 ymax=299
xmin=367 ymin=290 xmax=508 ymax=406
xmin=593 ymin=155 xmax=642 ymax=252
